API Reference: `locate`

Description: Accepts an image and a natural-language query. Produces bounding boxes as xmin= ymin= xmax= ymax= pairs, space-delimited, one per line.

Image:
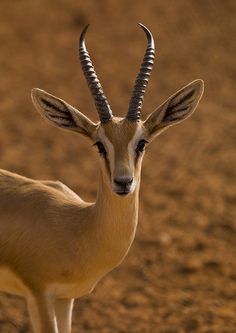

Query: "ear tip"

xmin=189 ymin=79 xmax=204 ymax=99
xmin=31 ymin=88 xmax=44 ymax=99
xmin=196 ymin=78 xmax=204 ymax=85
xmin=193 ymin=79 xmax=204 ymax=90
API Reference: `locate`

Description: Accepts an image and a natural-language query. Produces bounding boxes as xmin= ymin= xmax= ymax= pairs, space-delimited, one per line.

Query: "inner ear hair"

xmin=31 ymin=88 xmax=97 ymax=138
xmin=32 ymin=88 xmax=79 ymax=129
xmin=144 ymin=79 xmax=204 ymax=137
xmin=161 ymin=79 xmax=204 ymax=124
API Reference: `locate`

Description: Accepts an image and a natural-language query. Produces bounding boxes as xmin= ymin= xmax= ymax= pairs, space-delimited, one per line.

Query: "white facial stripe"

xmin=97 ymin=125 xmax=144 ymax=189
xmin=97 ymin=127 xmax=115 ymax=174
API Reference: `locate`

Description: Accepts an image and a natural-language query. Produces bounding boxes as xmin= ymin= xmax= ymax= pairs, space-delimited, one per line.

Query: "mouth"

xmin=115 ymin=191 xmax=130 ymax=196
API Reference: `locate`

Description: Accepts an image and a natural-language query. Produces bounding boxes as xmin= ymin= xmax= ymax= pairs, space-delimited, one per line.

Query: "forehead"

xmin=97 ymin=118 xmax=143 ymax=146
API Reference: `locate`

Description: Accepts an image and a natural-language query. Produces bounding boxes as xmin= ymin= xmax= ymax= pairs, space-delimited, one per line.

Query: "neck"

xmin=92 ymin=171 xmax=140 ymax=237
xmin=95 ymin=171 xmax=139 ymax=220
xmin=90 ymin=171 xmax=140 ymax=265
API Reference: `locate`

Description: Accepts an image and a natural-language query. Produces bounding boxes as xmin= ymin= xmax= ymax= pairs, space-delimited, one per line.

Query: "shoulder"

xmin=40 ymin=180 xmax=84 ymax=203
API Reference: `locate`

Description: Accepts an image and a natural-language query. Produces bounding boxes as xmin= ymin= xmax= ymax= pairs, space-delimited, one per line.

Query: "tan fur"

xmin=0 ymin=160 xmax=140 ymax=332
xmin=97 ymin=119 xmax=146 ymax=194
xmin=0 ymin=79 xmax=203 ymax=333
xmin=0 ymin=167 xmax=138 ymax=291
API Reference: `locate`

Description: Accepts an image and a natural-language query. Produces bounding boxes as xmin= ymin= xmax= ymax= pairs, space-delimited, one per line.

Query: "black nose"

xmin=114 ymin=176 xmax=133 ymax=187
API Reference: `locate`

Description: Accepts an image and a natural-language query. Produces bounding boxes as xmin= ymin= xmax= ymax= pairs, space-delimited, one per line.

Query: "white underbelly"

xmin=0 ymin=267 xmax=28 ymax=296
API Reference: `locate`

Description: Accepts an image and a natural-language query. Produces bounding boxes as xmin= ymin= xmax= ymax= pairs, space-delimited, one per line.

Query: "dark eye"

xmin=136 ymin=139 xmax=148 ymax=155
xmin=94 ymin=141 xmax=107 ymax=157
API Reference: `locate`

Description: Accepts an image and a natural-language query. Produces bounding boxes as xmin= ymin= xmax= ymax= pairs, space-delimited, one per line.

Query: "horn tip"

xmin=138 ymin=22 xmax=145 ymax=28
xmin=79 ymin=24 xmax=90 ymax=45
xmin=138 ymin=22 xmax=150 ymax=32
xmin=138 ymin=23 xmax=154 ymax=48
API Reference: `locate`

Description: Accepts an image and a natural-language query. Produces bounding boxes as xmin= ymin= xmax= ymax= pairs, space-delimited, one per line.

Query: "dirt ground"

xmin=0 ymin=1 xmax=235 ymax=332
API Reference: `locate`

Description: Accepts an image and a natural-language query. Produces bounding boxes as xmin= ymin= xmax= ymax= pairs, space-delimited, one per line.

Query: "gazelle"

xmin=0 ymin=24 xmax=203 ymax=332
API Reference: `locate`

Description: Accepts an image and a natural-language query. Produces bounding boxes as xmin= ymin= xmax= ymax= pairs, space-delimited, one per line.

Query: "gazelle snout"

xmin=113 ymin=176 xmax=134 ymax=196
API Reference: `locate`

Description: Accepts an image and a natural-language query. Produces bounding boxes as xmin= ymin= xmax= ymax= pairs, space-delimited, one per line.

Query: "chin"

xmin=113 ymin=186 xmax=136 ymax=197
xmin=115 ymin=191 xmax=131 ymax=197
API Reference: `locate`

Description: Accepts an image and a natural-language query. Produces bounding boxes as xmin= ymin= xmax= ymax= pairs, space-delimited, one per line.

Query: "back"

xmin=0 ymin=169 xmax=87 ymax=253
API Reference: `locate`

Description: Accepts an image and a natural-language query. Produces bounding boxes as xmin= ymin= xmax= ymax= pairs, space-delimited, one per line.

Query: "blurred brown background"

xmin=0 ymin=0 xmax=235 ymax=332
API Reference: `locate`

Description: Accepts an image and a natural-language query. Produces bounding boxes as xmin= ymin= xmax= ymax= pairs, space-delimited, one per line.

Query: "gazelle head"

xmin=31 ymin=24 xmax=204 ymax=196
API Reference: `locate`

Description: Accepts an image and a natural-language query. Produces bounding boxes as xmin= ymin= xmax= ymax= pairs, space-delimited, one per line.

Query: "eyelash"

xmin=94 ymin=141 xmax=107 ymax=157
xmin=136 ymin=139 xmax=148 ymax=155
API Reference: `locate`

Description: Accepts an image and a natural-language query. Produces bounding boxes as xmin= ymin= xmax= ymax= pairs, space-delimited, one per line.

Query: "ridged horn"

xmin=127 ymin=23 xmax=155 ymax=122
xmin=79 ymin=25 xmax=113 ymax=123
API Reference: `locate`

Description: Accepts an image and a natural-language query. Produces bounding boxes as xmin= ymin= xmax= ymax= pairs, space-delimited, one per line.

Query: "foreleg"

xmin=26 ymin=292 xmax=58 ymax=333
xmin=55 ymin=298 xmax=74 ymax=333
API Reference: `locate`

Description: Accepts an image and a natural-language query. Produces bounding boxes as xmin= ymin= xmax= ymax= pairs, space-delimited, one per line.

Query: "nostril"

xmin=114 ymin=176 xmax=133 ymax=186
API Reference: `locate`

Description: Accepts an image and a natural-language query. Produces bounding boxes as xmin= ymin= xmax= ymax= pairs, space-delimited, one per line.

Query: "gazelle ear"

xmin=31 ymin=88 xmax=97 ymax=139
xmin=143 ymin=80 xmax=204 ymax=140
